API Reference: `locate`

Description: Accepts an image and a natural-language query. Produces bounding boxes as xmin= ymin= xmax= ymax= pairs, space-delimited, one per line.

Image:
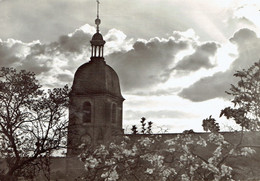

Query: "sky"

xmin=0 ymin=0 xmax=260 ymax=133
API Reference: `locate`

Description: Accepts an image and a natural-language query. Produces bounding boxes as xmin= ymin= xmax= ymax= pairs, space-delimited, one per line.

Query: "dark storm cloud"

xmin=174 ymin=42 xmax=220 ymax=71
xmin=20 ymin=29 xmax=92 ymax=86
xmin=19 ymin=56 xmax=53 ymax=75
xmin=106 ymin=37 xmax=189 ymax=91
xmin=179 ymin=28 xmax=260 ymax=102
xmin=124 ymin=110 xmax=197 ymax=120
xmin=0 ymin=27 xmax=94 ymax=89
xmin=179 ymin=71 xmax=233 ymax=102
xmin=56 ymin=73 xmax=73 ymax=82
xmin=0 ymin=40 xmax=23 ymax=67
xmin=57 ymin=29 xmax=92 ymax=53
xmin=0 ymin=41 xmax=51 ymax=76
xmin=25 ymin=28 xmax=92 ymax=56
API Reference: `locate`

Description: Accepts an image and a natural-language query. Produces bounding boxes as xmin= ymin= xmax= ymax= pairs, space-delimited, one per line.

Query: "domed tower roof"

xmin=71 ymin=60 xmax=123 ymax=99
xmin=70 ymin=0 xmax=123 ymax=100
xmin=90 ymin=32 xmax=105 ymax=46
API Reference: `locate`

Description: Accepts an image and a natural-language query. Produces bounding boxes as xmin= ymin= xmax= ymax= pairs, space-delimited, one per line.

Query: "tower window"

xmin=83 ymin=101 xmax=91 ymax=123
xmin=112 ymin=103 xmax=117 ymax=123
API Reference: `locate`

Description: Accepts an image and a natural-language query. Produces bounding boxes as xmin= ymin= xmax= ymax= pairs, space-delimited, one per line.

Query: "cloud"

xmin=124 ymin=109 xmax=197 ymax=120
xmin=105 ymin=29 xmax=223 ymax=92
xmin=0 ymin=0 xmax=98 ymax=43
xmin=179 ymin=71 xmax=233 ymax=102
xmin=0 ymin=25 xmax=221 ymax=94
xmin=0 ymin=24 xmax=247 ymax=100
xmin=174 ymin=42 xmax=220 ymax=71
xmin=233 ymin=2 xmax=260 ymax=28
xmin=0 ymin=25 xmax=96 ymax=88
xmin=106 ymin=36 xmax=190 ymax=91
xmin=0 ymin=0 xmax=228 ymax=43
xmin=104 ymin=29 xmax=133 ymax=54
xmin=179 ymin=28 xmax=260 ymax=102
xmin=0 ymin=24 xmax=137 ymax=89
xmin=230 ymin=28 xmax=258 ymax=46
xmin=0 ymin=40 xmax=21 ymax=67
xmin=131 ymin=87 xmax=181 ymax=96
xmin=56 ymin=73 xmax=73 ymax=82
xmin=57 ymin=29 xmax=92 ymax=53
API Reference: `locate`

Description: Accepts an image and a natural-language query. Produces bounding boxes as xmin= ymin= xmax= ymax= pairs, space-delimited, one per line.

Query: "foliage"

xmin=80 ymin=131 xmax=257 ymax=180
xmin=220 ymin=60 xmax=260 ymax=130
xmin=0 ymin=67 xmax=69 ymax=179
xmin=130 ymin=125 xmax=138 ymax=135
xmin=80 ymin=119 xmax=254 ymax=180
xmin=182 ymin=129 xmax=194 ymax=134
xmin=131 ymin=117 xmax=153 ymax=134
xmin=202 ymin=115 xmax=220 ymax=133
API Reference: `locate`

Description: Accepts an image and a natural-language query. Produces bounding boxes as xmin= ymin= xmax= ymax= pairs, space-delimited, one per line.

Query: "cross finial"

xmin=95 ymin=0 xmax=101 ymax=32
xmin=97 ymin=0 xmax=100 ymax=18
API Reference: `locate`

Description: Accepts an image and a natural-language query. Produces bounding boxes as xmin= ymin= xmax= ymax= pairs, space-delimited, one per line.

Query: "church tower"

xmin=67 ymin=1 xmax=124 ymax=156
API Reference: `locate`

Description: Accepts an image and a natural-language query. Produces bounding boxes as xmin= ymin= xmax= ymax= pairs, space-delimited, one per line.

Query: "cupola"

xmin=67 ymin=0 xmax=124 ymax=157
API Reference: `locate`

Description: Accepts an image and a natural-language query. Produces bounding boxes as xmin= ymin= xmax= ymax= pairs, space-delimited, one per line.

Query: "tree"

xmin=0 ymin=67 xmax=69 ymax=180
xmin=79 ymin=60 xmax=260 ymax=180
xmin=220 ymin=60 xmax=260 ymax=130
xmin=131 ymin=117 xmax=153 ymax=134
xmin=80 ymin=131 xmax=257 ymax=180
xmin=202 ymin=115 xmax=220 ymax=133
xmin=80 ymin=118 xmax=256 ymax=180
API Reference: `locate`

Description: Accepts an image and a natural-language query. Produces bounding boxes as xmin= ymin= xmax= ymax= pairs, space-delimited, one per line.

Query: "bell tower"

xmin=67 ymin=0 xmax=124 ymax=156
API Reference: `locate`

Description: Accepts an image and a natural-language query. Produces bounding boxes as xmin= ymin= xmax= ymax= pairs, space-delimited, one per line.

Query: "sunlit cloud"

xmin=234 ymin=3 xmax=260 ymax=28
xmin=179 ymin=28 xmax=260 ymax=102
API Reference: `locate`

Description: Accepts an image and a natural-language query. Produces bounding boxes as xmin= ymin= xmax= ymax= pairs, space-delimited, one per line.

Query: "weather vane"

xmin=95 ymin=0 xmax=101 ymax=32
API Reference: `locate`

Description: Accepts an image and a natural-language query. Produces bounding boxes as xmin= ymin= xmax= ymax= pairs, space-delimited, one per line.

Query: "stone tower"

xmin=67 ymin=2 xmax=124 ymax=156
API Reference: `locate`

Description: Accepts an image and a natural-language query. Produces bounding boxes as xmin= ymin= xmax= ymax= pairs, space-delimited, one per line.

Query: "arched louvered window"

xmin=112 ymin=103 xmax=117 ymax=123
xmin=83 ymin=101 xmax=91 ymax=123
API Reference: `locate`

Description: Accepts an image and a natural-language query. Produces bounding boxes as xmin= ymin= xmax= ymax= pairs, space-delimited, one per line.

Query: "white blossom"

xmin=181 ymin=174 xmax=190 ymax=181
xmin=213 ymin=146 xmax=222 ymax=157
xmin=220 ymin=164 xmax=232 ymax=177
xmin=107 ymin=169 xmax=119 ymax=181
xmin=122 ymin=149 xmax=132 ymax=157
xmin=240 ymin=147 xmax=256 ymax=156
xmin=124 ymin=136 xmax=130 ymax=140
xmin=113 ymin=152 xmax=123 ymax=160
xmin=101 ymin=172 xmax=109 ymax=179
xmin=197 ymin=137 xmax=207 ymax=147
xmin=120 ymin=140 xmax=127 ymax=147
xmin=165 ymin=139 xmax=175 ymax=146
xmin=182 ymin=145 xmax=189 ymax=152
xmin=141 ymin=154 xmax=164 ymax=167
xmin=168 ymin=147 xmax=175 ymax=152
xmin=180 ymin=154 xmax=187 ymax=162
xmin=84 ymin=156 xmax=99 ymax=169
xmin=132 ymin=144 xmax=138 ymax=153
xmin=208 ymin=133 xmax=228 ymax=145
xmin=161 ymin=168 xmax=175 ymax=178
xmin=145 ymin=168 xmax=154 ymax=174
xmin=95 ymin=145 xmax=109 ymax=157
xmin=109 ymin=142 xmax=117 ymax=149
xmin=101 ymin=168 xmax=119 ymax=181
xmin=105 ymin=160 xmax=115 ymax=166
xmin=138 ymin=137 xmax=154 ymax=147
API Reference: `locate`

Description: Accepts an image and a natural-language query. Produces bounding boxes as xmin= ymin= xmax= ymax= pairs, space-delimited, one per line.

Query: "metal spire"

xmin=97 ymin=0 xmax=100 ymax=18
xmin=95 ymin=0 xmax=101 ymax=32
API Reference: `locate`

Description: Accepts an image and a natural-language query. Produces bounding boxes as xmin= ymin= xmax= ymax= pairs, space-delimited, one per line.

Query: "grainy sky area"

xmin=0 ymin=0 xmax=259 ymax=132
